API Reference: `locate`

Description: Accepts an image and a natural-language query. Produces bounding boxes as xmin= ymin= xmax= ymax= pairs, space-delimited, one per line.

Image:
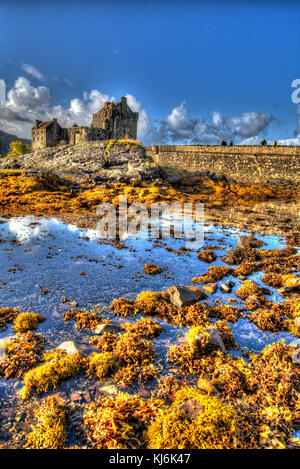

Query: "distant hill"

xmin=0 ymin=130 xmax=31 ymax=155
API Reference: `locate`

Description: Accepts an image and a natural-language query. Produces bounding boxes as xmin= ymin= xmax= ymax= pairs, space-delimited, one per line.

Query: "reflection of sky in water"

xmin=0 ymin=214 xmax=299 ymax=446
xmin=0 ymin=215 xmax=298 ymax=356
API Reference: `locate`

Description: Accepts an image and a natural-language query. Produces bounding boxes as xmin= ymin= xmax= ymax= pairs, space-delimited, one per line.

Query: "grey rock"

xmin=168 ymin=285 xmax=199 ymax=308
xmin=237 ymin=236 xmax=251 ymax=250
xmin=220 ymin=283 xmax=231 ymax=293
xmin=94 ymin=323 xmax=121 ymax=335
xmin=195 ymin=327 xmax=226 ymax=353
xmin=57 ymin=340 xmax=79 ymax=355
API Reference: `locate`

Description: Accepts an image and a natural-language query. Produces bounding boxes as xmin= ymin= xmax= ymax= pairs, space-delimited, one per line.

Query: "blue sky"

xmin=0 ymin=0 xmax=300 ymax=144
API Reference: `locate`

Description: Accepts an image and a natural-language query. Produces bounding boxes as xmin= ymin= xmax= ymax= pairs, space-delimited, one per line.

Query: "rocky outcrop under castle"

xmin=0 ymin=140 xmax=165 ymax=182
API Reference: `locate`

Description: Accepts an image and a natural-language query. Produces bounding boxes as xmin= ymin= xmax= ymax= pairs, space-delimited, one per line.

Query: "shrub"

xmin=63 ymin=308 xmax=108 ymax=329
xmin=192 ymin=266 xmax=232 ymax=284
xmin=7 ymin=140 xmax=32 ymax=157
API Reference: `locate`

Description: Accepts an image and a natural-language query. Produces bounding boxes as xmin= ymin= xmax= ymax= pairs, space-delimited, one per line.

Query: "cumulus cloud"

xmin=21 ymin=63 xmax=45 ymax=81
xmin=0 ymin=76 xmax=290 ymax=145
xmin=51 ymin=89 xmax=116 ymax=128
xmin=153 ymin=102 xmax=275 ymax=144
xmin=277 ymin=135 xmax=300 ymax=146
xmin=0 ymin=77 xmax=117 ymax=137
xmin=0 ymin=77 xmax=52 ymax=135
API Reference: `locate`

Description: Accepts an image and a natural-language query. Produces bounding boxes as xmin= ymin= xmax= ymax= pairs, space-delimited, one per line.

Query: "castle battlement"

xmin=31 ymin=97 xmax=139 ymax=150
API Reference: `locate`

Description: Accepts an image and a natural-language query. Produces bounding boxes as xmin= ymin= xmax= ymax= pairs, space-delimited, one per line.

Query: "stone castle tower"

xmin=31 ymin=97 xmax=139 ymax=150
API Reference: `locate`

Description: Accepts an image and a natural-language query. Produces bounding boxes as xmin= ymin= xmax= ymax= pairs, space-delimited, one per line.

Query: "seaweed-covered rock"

xmin=194 ymin=327 xmax=226 ymax=353
xmin=174 ymin=399 xmax=205 ymax=420
xmin=202 ymin=283 xmax=218 ymax=295
xmin=197 ymin=250 xmax=217 ymax=263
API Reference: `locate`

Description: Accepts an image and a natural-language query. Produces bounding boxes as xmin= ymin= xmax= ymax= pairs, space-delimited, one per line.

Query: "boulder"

xmin=195 ymin=327 xmax=226 ymax=353
xmin=57 ymin=340 xmax=79 ymax=355
xmin=202 ymin=283 xmax=218 ymax=295
xmin=93 ymin=323 xmax=121 ymax=335
xmin=168 ymin=286 xmax=199 ymax=308
xmin=162 ymin=398 xmax=205 ymax=438
xmin=277 ymin=286 xmax=300 ymax=296
xmin=237 ymin=236 xmax=251 ymax=250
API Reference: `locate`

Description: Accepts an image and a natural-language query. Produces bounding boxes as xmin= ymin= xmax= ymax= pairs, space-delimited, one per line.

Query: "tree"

xmin=260 ymin=139 xmax=267 ymax=146
xmin=7 ymin=141 xmax=32 ymax=157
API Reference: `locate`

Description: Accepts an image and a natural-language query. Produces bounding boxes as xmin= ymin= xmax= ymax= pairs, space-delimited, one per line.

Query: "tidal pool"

xmin=0 ymin=214 xmax=299 ymax=446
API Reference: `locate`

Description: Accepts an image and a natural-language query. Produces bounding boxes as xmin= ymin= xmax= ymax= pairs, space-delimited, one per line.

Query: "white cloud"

xmin=125 ymin=94 xmax=151 ymax=141
xmin=277 ymin=135 xmax=300 ymax=146
xmin=0 ymin=77 xmax=52 ymax=136
xmin=21 ymin=63 xmax=45 ymax=81
xmin=154 ymin=103 xmax=275 ymax=145
xmin=227 ymin=111 xmax=273 ymax=138
xmin=0 ymin=76 xmax=297 ymax=145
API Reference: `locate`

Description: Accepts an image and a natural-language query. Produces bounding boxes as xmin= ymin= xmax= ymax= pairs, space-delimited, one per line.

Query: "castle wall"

xmin=45 ymin=121 xmax=64 ymax=147
xmin=32 ymin=129 xmax=47 ymax=150
xmin=112 ymin=114 xmax=138 ymax=139
xmin=145 ymin=145 xmax=300 ymax=185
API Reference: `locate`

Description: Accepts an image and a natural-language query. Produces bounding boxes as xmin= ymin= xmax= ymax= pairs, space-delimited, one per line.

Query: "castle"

xmin=31 ymin=97 xmax=138 ymax=150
